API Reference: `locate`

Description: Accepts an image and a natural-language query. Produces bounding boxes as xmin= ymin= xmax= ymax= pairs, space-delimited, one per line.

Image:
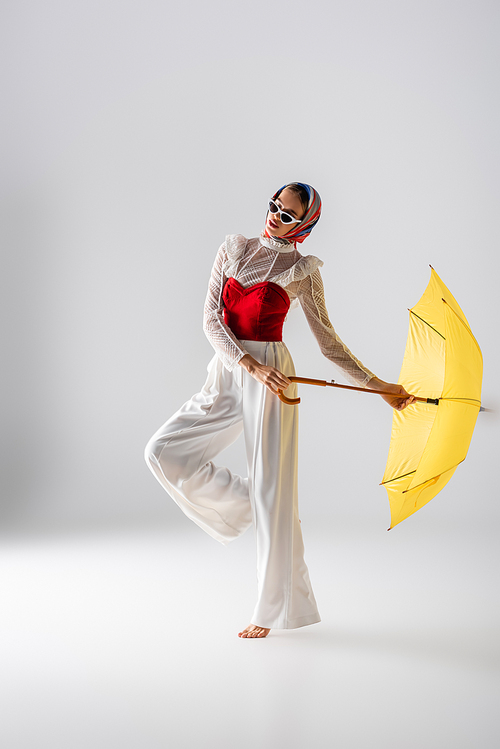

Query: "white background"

xmin=1 ymin=2 xmax=499 ymax=747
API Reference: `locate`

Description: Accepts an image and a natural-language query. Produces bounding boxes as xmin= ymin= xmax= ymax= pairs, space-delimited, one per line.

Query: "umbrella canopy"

xmin=381 ymin=268 xmax=483 ymax=529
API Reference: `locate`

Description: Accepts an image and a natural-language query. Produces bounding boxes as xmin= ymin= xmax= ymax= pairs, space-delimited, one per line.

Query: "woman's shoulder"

xmin=272 ymin=253 xmax=324 ymax=288
xmin=221 ymin=234 xmax=254 ymax=278
xmin=294 ymin=250 xmax=324 ymax=271
xmin=224 ymin=234 xmax=250 ymax=257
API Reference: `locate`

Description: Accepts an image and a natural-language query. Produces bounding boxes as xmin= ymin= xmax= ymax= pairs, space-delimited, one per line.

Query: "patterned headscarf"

xmin=265 ymin=182 xmax=322 ymax=245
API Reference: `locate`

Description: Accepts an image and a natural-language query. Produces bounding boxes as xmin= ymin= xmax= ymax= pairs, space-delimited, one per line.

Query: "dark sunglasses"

xmin=268 ymin=198 xmax=302 ymax=225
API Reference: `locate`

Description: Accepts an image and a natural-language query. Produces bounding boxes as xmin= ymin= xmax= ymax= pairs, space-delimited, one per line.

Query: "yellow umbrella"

xmin=381 ymin=267 xmax=483 ymax=528
xmin=277 ymin=267 xmax=483 ymax=529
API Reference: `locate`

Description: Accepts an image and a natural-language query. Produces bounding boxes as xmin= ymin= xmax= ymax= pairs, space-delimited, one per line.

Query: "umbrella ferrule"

xmin=426 ymin=397 xmax=440 ymax=405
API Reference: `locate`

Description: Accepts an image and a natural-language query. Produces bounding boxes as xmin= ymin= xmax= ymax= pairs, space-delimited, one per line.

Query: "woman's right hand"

xmin=239 ymin=354 xmax=291 ymax=395
xmin=366 ymin=377 xmax=416 ymax=411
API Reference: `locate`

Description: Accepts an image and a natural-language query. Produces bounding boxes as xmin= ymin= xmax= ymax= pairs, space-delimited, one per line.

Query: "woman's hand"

xmin=367 ymin=377 xmax=416 ymax=411
xmin=239 ymin=354 xmax=291 ymax=395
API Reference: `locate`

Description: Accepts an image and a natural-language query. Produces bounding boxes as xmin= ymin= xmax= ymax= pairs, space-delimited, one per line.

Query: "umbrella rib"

xmin=439 ymin=398 xmax=481 ymax=405
xmin=402 ymin=460 xmax=465 ymax=493
xmin=409 ymin=310 xmax=446 ymax=340
xmin=380 ymin=470 xmax=416 ymax=486
xmin=441 ymin=299 xmax=483 ymax=357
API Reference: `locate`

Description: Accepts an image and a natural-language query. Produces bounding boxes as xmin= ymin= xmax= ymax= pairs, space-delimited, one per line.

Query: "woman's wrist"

xmin=366 ymin=376 xmax=386 ymax=391
xmin=239 ymin=354 xmax=257 ymax=375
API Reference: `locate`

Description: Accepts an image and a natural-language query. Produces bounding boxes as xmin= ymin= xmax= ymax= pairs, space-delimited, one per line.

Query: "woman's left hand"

xmin=367 ymin=377 xmax=416 ymax=411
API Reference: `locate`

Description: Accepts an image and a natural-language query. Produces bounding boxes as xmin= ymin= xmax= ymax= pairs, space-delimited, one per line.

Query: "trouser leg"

xmin=144 ymin=354 xmax=252 ymax=545
xmin=241 ymin=341 xmax=321 ymax=630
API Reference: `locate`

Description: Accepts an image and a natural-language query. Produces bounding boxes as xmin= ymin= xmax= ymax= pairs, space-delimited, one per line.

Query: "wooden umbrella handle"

xmin=277 ymin=376 xmax=328 ymax=405
xmin=277 ymin=390 xmax=301 ymax=405
xmin=277 ymin=376 xmax=432 ymax=406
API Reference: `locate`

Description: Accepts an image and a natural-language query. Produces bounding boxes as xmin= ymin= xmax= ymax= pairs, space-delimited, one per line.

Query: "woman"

xmin=144 ymin=182 xmax=414 ymax=639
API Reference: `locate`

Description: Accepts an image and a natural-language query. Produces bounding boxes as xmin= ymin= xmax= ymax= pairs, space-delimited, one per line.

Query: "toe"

xmin=239 ymin=623 xmax=271 ymax=638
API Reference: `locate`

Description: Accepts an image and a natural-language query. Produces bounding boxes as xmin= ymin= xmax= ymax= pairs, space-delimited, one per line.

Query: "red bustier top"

xmin=222 ymin=277 xmax=290 ymax=341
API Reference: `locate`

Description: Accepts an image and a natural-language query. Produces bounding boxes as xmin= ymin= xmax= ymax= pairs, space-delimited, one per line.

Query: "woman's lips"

xmin=268 ymin=218 xmax=279 ymax=229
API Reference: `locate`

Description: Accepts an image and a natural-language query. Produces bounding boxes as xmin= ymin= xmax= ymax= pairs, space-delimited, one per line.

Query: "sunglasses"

xmin=268 ymin=198 xmax=302 ymax=225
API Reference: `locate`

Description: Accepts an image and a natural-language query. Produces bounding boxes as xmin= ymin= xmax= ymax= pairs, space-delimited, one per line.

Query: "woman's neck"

xmin=259 ymin=230 xmax=296 ymax=253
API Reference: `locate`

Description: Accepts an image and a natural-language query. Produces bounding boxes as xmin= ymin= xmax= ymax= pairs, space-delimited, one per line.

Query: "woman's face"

xmin=265 ymin=187 xmax=307 ymax=238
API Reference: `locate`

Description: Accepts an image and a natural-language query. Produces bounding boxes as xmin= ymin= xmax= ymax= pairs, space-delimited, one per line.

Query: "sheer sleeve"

xmin=298 ymin=268 xmax=376 ymax=386
xmin=203 ymin=240 xmax=249 ymax=371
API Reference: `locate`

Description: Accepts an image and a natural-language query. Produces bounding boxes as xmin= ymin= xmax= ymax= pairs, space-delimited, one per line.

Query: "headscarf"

xmin=264 ymin=182 xmax=322 ymax=246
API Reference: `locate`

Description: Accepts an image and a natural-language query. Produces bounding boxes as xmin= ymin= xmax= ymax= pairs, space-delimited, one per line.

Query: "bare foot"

xmin=238 ymin=624 xmax=270 ymax=638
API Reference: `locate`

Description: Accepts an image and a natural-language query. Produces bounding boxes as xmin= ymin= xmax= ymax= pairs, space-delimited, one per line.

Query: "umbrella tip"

xmin=387 ymin=527 xmax=392 ymax=531
xmin=429 ymin=264 xmax=434 ymax=269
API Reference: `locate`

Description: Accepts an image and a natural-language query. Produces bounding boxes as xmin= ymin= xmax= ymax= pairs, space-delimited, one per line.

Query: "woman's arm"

xmin=298 ymin=270 xmax=414 ymax=410
xmin=203 ymin=242 xmax=249 ymax=371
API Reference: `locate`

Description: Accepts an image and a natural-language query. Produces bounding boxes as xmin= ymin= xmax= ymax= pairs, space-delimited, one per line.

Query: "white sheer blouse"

xmin=203 ymin=232 xmax=376 ymax=386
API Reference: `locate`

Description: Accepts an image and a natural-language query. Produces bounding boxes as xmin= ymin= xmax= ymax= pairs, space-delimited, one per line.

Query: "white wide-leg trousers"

xmin=144 ymin=340 xmax=320 ymax=630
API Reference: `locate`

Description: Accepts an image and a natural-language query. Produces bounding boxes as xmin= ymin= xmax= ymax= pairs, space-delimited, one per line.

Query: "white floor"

xmin=1 ymin=519 xmax=499 ymax=749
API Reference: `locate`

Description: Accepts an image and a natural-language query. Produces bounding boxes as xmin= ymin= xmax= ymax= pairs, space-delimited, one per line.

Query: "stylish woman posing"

xmin=144 ymin=182 xmax=414 ymax=638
